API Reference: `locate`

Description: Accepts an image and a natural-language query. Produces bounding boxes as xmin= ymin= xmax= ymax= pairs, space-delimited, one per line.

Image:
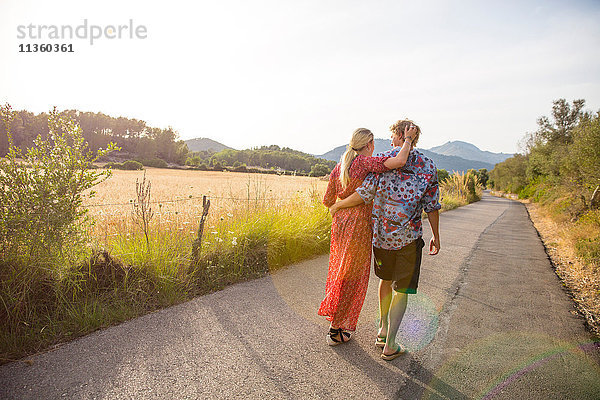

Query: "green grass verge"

xmin=0 ymin=198 xmax=331 ymax=363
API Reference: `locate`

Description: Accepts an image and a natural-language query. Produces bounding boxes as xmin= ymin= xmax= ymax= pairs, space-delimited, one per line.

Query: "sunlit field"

xmin=84 ymin=168 xmax=329 ymax=240
xmin=86 ymin=169 xmax=328 ymax=209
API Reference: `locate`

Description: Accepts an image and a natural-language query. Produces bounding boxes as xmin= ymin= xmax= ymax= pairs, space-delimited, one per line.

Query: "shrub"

xmin=440 ymin=171 xmax=483 ymax=205
xmin=230 ymin=165 xmax=248 ymax=173
xmin=576 ymin=237 xmax=600 ymax=266
xmin=137 ymin=158 xmax=168 ymax=168
xmin=103 ymin=161 xmax=120 ymax=169
xmin=103 ymin=160 xmax=144 ymax=170
xmin=121 ymin=160 xmax=144 ymax=170
xmin=440 ymin=196 xmax=463 ymax=211
xmin=0 ymin=105 xmax=117 ymax=260
xmin=0 ymin=104 xmax=117 ymax=334
xmin=438 ymin=169 xmax=450 ymax=183
xmin=189 ymin=163 xmax=209 ymax=171
xmin=518 ymin=177 xmax=549 ymax=201
xmin=309 ymin=163 xmax=330 ymax=177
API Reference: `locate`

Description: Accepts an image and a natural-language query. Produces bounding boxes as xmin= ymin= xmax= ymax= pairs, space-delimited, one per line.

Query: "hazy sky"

xmin=1 ymin=0 xmax=599 ymax=155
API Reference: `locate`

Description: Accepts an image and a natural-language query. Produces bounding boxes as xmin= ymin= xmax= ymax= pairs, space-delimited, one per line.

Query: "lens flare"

xmin=393 ymin=292 xmax=440 ymax=352
xmin=424 ymin=333 xmax=600 ymax=400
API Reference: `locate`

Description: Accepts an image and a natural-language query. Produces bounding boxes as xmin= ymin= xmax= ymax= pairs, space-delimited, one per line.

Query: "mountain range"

xmin=316 ymin=139 xmax=513 ymax=172
xmin=428 ymin=141 xmax=513 ymax=165
xmin=184 ymin=138 xmax=513 ymax=173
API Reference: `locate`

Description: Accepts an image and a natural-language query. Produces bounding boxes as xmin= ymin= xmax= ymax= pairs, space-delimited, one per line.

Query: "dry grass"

xmin=83 ymin=168 xmax=328 ymax=241
xmin=85 ymin=169 xmax=327 ymax=207
xmin=440 ymin=170 xmax=483 ymax=210
xmin=526 ymin=203 xmax=600 ymax=337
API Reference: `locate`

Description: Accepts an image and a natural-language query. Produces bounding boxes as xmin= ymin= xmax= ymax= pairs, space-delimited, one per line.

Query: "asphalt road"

xmin=1 ymin=194 xmax=599 ymax=399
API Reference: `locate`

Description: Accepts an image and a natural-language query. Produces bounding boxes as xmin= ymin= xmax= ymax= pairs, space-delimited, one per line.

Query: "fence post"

xmin=191 ymin=195 xmax=211 ymax=263
xmin=591 ymin=185 xmax=600 ymax=210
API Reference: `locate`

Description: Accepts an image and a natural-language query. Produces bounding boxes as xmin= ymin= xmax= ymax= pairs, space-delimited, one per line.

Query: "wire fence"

xmin=85 ymin=193 xmax=317 ymax=208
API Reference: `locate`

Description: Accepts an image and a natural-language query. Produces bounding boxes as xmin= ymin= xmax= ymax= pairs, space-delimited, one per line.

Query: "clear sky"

xmin=1 ymin=0 xmax=599 ymax=155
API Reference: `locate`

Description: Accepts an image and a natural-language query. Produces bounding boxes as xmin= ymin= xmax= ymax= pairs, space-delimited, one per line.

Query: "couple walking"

xmin=318 ymin=119 xmax=441 ymax=361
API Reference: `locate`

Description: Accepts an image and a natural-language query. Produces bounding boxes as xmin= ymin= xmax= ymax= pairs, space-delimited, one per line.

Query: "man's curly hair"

xmin=390 ymin=119 xmax=420 ymax=147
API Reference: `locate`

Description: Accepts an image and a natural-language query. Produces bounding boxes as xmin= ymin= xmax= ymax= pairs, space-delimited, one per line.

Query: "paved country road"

xmin=1 ymin=194 xmax=599 ymax=399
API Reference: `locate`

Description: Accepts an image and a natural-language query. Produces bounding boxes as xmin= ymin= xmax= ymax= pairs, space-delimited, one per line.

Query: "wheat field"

xmin=84 ymin=168 xmax=329 ymax=239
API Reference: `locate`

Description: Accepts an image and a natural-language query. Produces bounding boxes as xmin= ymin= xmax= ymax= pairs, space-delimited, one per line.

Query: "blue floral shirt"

xmin=356 ymin=148 xmax=441 ymax=250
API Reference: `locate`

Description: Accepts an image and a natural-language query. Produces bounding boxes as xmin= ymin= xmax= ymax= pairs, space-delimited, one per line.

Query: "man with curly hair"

xmin=330 ymin=119 xmax=441 ymax=360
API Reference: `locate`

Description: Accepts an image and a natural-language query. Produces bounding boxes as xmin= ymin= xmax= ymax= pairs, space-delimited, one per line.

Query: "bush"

xmin=137 ymin=158 xmax=168 ymax=168
xmin=576 ymin=237 xmax=600 ymax=266
xmin=309 ymin=163 xmax=330 ymax=177
xmin=489 ymin=154 xmax=528 ymax=192
xmin=103 ymin=160 xmax=144 ymax=170
xmin=440 ymin=171 xmax=483 ymax=206
xmin=438 ymin=169 xmax=450 ymax=183
xmin=440 ymin=195 xmax=463 ymax=211
xmin=230 ymin=165 xmax=248 ymax=173
xmin=121 ymin=160 xmax=144 ymax=170
xmin=576 ymin=210 xmax=600 ymax=266
xmin=103 ymin=162 xmax=120 ymax=169
xmin=517 ymin=177 xmax=549 ymax=201
xmin=0 ymin=104 xmax=117 ymax=334
xmin=1 ymin=105 xmax=116 ymax=259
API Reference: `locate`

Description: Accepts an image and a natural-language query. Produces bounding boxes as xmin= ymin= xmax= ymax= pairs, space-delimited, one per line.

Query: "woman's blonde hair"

xmin=339 ymin=128 xmax=374 ymax=189
xmin=390 ymin=119 xmax=421 ymax=147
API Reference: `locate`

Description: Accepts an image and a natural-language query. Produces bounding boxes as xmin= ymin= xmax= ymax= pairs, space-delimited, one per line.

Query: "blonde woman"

xmin=319 ymin=126 xmax=417 ymax=345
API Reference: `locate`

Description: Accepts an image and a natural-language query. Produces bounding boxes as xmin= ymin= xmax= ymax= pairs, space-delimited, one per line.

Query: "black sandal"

xmin=327 ymin=328 xmax=352 ymax=346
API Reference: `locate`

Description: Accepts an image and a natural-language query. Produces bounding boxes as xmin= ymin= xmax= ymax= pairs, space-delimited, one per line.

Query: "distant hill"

xmin=317 ymin=139 xmax=494 ymax=173
xmin=428 ymin=141 xmax=513 ymax=165
xmin=185 ymin=138 xmax=232 ymax=153
xmin=419 ymin=149 xmax=494 ymax=173
xmin=189 ymin=144 xmax=336 ymax=176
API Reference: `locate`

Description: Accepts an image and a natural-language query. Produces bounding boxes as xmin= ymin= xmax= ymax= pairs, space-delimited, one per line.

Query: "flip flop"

xmin=375 ymin=335 xmax=386 ymax=348
xmin=381 ymin=345 xmax=405 ymax=361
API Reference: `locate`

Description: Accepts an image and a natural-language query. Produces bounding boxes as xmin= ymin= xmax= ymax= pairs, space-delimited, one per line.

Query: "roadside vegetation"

xmin=0 ymin=105 xmax=483 ymax=363
xmin=439 ymin=169 xmax=485 ymax=211
xmin=489 ymin=98 xmax=600 ymax=335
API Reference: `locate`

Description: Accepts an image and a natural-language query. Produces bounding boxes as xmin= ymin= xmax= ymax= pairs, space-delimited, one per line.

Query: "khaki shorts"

xmin=373 ymin=238 xmax=425 ymax=294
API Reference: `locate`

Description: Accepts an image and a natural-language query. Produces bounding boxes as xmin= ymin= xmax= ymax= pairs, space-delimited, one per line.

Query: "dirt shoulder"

xmin=526 ymin=202 xmax=600 ymax=338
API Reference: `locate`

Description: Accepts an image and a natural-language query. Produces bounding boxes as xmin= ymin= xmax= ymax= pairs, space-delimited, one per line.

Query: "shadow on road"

xmin=331 ymin=343 xmax=470 ymax=400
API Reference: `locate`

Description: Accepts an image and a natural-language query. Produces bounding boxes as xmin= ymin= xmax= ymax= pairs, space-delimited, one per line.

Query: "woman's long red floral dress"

xmin=318 ymin=155 xmax=390 ymax=331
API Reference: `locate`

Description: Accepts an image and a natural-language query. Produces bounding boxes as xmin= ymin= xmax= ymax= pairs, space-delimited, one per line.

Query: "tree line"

xmin=490 ymin=99 xmax=600 ymax=213
xmin=185 ymin=145 xmax=336 ymax=176
xmin=0 ymin=108 xmax=188 ymax=165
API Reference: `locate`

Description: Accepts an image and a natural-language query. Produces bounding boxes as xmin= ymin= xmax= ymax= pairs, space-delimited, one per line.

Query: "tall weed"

xmin=440 ymin=171 xmax=483 ymax=210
